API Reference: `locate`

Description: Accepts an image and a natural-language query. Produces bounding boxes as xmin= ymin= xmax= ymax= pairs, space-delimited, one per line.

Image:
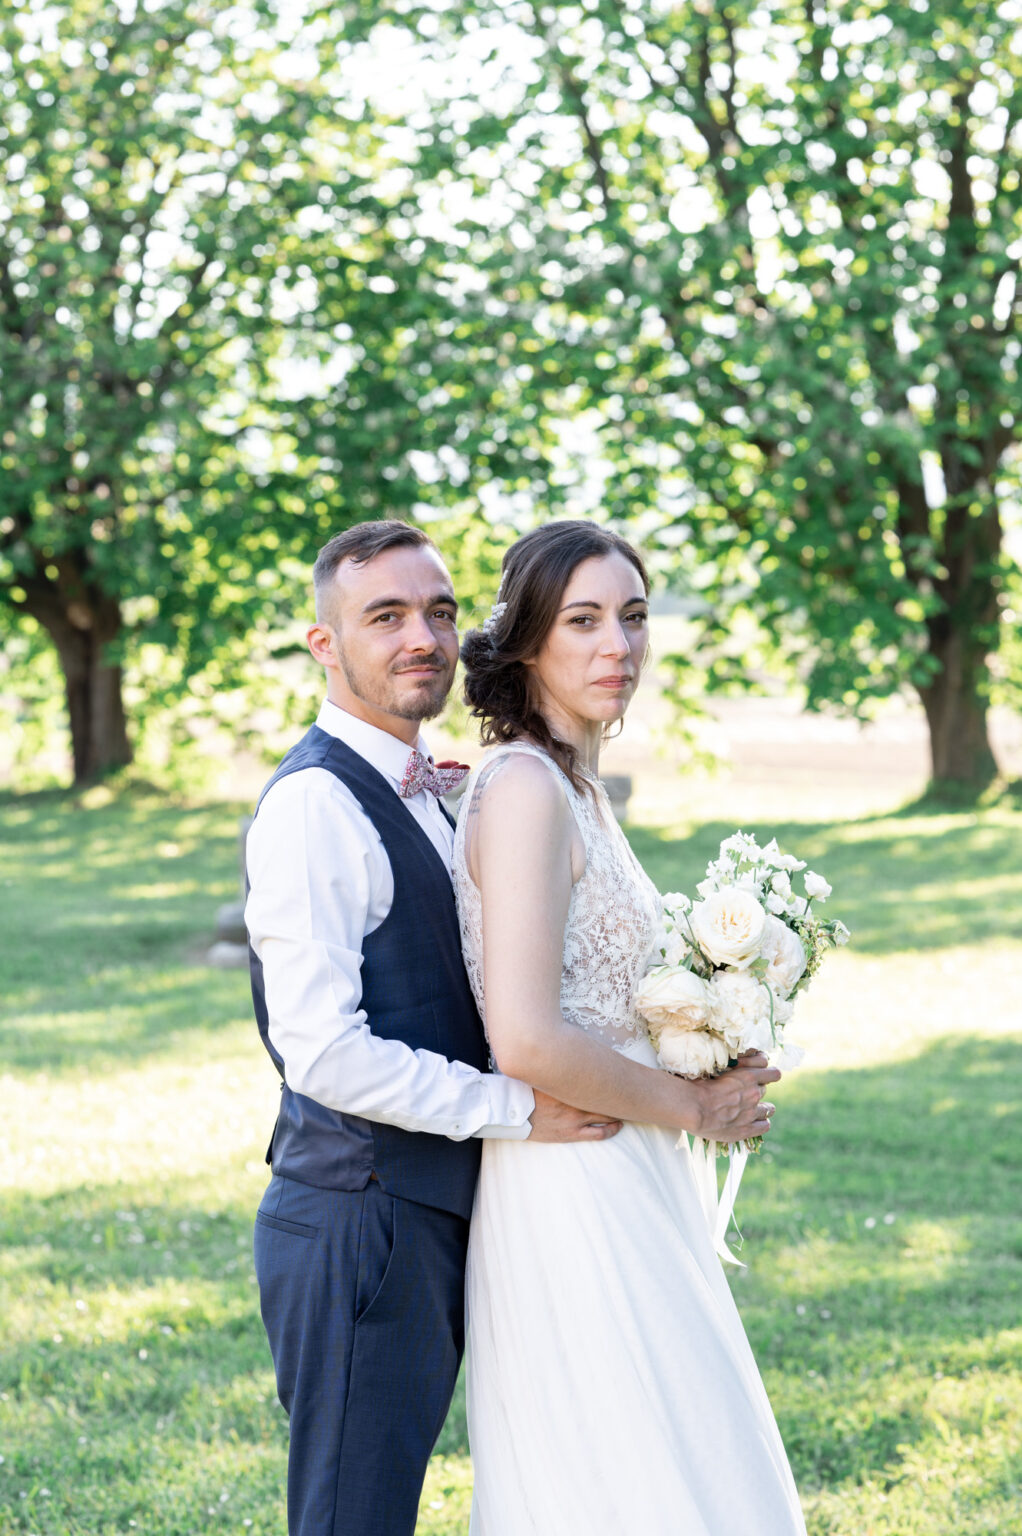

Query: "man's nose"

xmin=403 ymin=611 xmax=439 ymax=650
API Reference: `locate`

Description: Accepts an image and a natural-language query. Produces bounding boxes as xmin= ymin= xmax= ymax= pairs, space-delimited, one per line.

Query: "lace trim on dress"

xmin=452 ymin=741 xmax=663 ymax=1054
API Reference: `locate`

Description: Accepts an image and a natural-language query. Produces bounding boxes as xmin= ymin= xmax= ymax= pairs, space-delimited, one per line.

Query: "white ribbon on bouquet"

xmin=683 ymin=1135 xmax=750 ymax=1267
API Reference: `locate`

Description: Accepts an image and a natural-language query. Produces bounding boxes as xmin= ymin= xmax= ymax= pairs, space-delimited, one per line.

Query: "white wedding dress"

xmin=452 ymin=743 xmax=807 ymax=1536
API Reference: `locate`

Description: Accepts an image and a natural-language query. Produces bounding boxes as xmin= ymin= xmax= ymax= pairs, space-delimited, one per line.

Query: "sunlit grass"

xmin=1 ymin=782 xmax=1020 ymax=1534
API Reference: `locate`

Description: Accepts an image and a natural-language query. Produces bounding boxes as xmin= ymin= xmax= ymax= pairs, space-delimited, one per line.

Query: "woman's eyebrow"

xmin=558 ymin=597 xmax=647 ymax=612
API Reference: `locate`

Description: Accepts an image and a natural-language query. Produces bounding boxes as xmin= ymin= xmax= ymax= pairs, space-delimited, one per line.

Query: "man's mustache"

xmin=391 ymin=655 xmax=452 ymax=676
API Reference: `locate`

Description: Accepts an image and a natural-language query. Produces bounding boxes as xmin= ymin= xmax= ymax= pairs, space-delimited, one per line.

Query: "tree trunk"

xmin=30 ymin=589 xmax=133 ymax=784
xmin=917 ymin=622 xmax=998 ymax=789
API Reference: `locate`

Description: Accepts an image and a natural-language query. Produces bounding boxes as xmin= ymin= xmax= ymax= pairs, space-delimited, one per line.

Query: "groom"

xmin=245 ymin=520 xmax=619 ymax=1536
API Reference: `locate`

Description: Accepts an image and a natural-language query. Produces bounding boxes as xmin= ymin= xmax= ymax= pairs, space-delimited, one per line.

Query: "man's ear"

xmin=307 ymin=622 xmax=337 ymax=668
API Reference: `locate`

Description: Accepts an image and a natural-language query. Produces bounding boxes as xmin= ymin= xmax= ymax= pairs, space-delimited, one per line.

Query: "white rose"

xmin=832 ymin=920 xmax=851 ymax=946
xmin=635 ymin=966 xmax=711 ymax=1031
xmin=770 ymin=870 xmax=792 ymax=899
xmin=689 ymin=888 xmax=767 ymax=969
xmin=766 ymin=891 xmax=788 ymax=916
xmin=661 ymin=891 xmax=692 ymax=915
xmin=805 ymin=871 xmax=832 ymax=901
xmin=657 ymin=1027 xmax=731 ymax=1078
xmin=759 ymin=914 xmax=807 ymax=998
xmin=708 ymin=970 xmax=773 ymax=1054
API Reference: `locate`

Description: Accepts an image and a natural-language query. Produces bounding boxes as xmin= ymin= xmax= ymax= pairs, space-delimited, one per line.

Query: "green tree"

xmin=401 ymin=0 xmax=1022 ymax=786
xmin=0 ymin=0 xmax=513 ymax=784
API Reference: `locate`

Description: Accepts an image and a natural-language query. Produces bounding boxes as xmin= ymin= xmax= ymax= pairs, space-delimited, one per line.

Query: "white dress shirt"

xmin=245 ymin=700 xmax=535 ymax=1141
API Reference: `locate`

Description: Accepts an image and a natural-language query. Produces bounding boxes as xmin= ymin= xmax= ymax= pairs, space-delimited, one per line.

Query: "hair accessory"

xmin=482 ymin=600 xmax=508 ymax=635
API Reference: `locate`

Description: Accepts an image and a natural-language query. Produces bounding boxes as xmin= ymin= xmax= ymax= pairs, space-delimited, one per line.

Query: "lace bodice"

xmin=452 ymin=742 xmax=663 ymax=1052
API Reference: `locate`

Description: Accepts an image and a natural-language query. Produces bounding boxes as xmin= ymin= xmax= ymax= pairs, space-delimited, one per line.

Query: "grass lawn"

xmin=1 ymin=779 xmax=1020 ymax=1535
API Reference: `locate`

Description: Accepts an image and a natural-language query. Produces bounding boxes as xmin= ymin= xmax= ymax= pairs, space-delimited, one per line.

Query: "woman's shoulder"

xmin=468 ymin=741 xmax=572 ymax=816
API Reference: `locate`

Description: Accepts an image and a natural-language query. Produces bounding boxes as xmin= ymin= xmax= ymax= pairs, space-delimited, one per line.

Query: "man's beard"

xmin=337 ymin=647 xmax=453 ymax=722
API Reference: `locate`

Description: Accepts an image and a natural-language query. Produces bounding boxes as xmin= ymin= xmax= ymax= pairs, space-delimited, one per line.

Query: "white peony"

xmin=656 ymin=1026 xmax=732 ymax=1078
xmin=805 ymin=871 xmax=832 ymax=901
xmin=689 ymin=888 xmax=767 ymax=969
xmin=708 ymin=970 xmax=774 ymax=1055
xmin=635 ymin=966 xmax=711 ymax=1031
xmin=759 ymin=914 xmax=807 ymax=998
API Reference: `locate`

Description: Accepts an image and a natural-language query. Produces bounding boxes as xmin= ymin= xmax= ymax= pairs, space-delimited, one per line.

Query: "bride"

xmin=452 ymin=521 xmax=806 ymax=1535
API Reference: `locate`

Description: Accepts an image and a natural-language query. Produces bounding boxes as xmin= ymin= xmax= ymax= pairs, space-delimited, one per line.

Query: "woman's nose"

xmin=601 ymin=621 xmax=630 ymax=657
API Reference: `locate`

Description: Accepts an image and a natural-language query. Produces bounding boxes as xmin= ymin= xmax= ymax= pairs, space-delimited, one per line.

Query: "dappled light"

xmin=2 ymin=782 xmax=1020 ymax=1534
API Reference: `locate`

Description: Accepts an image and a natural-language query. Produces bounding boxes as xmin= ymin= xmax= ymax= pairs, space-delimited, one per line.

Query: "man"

xmin=245 ymin=520 xmax=619 ymax=1536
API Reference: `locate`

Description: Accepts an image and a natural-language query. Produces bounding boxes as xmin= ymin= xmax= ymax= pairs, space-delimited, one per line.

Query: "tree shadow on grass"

xmin=627 ymin=808 xmax=1022 ymax=954
xmin=0 ymin=1175 xmax=284 ymax=1531
xmin=2 ymin=1033 xmax=1020 ymax=1494
xmin=1 ymin=790 xmax=253 ymax=1072
xmin=0 ymin=966 xmax=253 ymax=1073
xmin=732 ymin=1032 xmax=1022 ymax=1487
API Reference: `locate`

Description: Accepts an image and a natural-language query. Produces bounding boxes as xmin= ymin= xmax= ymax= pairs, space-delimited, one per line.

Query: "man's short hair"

xmin=313 ymin=520 xmax=436 ymax=620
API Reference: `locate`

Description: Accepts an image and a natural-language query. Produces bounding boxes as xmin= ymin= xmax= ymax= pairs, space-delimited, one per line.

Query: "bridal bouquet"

xmin=635 ymin=832 xmax=849 ymax=1262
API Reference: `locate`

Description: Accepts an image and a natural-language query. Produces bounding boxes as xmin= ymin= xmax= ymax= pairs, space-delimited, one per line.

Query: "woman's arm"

xmin=470 ymin=755 xmax=778 ymax=1141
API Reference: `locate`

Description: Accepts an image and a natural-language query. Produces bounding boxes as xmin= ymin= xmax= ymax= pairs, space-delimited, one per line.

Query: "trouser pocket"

xmin=354 ymin=1186 xmax=397 ymax=1324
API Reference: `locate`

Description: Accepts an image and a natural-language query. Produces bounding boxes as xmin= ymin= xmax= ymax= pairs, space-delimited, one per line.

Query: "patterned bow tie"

xmin=398 ymin=749 xmax=470 ymax=800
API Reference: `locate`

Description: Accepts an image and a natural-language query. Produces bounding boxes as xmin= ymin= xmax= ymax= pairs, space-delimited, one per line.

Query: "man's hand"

xmin=689 ymin=1051 xmax=781 ymax=1143
xmin=527 ymin=1088 xmax=623 ymax=1143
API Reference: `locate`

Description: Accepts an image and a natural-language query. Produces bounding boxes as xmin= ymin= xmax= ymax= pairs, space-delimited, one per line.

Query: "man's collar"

xmin=316 ymin=700 xmax=427 ymax=786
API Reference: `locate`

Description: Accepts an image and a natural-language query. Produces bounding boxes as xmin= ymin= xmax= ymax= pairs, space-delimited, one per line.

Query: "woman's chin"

xmin=587 ymin=697 xmax=632 ymax=726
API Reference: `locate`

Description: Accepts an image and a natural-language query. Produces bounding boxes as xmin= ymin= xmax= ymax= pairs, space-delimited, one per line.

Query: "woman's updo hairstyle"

xmin=460 ymin=520 xmax=649 ymax=793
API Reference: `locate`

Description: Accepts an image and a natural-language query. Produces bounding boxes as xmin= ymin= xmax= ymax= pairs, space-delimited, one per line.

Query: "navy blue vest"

xmin=248 ymin=725 xmax=489 ymax=1220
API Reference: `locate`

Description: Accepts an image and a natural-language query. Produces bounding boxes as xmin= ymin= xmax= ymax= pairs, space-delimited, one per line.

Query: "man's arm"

xmin=245 ymin=768 xmax=618 ymax=1144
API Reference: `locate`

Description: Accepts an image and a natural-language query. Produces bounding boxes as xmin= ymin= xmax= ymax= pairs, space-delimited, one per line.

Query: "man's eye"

xmin=433 ymin=610 xmax=456 ymax=622
xmin=374 ymin=613 xmax=397 ymax=623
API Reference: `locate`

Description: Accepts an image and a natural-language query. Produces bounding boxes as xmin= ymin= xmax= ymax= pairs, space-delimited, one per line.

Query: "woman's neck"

xmin=531 ymin=705 xmax=602 ymax=776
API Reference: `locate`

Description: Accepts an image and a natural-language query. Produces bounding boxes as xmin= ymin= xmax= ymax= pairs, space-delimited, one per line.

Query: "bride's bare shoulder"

xmin=467 ymin=746 xmax=571 ymax=833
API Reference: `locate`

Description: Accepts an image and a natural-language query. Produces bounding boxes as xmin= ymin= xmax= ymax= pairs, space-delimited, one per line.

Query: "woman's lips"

xmin=594 ymin=676 xmax=632 ymax=688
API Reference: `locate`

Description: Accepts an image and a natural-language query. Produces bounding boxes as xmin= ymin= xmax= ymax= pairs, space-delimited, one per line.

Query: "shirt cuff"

xmin=472 ymin=1076 xmax=535 ymax=1141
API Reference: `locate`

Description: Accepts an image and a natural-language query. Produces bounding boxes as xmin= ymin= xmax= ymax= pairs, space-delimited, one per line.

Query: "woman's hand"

xmin=687 ymin=1052 xmax=781 ymax=1142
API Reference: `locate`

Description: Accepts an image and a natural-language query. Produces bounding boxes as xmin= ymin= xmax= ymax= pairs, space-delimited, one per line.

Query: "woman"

xmin=452 ymin=522 xmax=806 ymax=1535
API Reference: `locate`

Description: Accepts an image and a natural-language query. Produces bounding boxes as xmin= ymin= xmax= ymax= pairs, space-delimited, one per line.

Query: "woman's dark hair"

xmin=461 ymin=521 xmax=649 ymax=792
